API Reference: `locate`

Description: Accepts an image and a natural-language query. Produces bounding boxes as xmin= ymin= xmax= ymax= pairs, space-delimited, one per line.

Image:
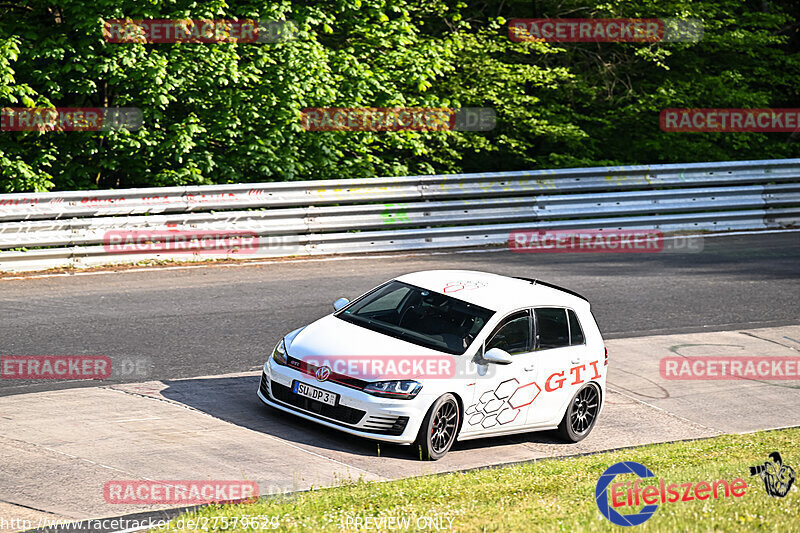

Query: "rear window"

xmin=535 ymin=308 xmax=570 ymax=349
xmin=568 ymin=309 xmax=585 ymax=345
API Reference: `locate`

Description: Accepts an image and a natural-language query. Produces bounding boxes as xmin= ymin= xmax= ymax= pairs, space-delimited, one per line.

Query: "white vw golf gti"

xmin=258 ymin=270 xmax=607 ymax=460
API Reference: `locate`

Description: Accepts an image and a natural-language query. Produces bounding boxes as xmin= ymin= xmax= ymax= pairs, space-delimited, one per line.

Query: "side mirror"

xmin=483 ymin=347 xmax=513 ymax=365
xmin=332 ymin=297 xmax=350 ymax=311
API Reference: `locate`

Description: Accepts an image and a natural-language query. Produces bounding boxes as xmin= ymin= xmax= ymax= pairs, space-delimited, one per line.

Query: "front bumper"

xmin=257 ymin=360 xmax=429 ymax=444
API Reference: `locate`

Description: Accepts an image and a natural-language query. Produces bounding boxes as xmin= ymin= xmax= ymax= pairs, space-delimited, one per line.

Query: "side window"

xmin=534 ymin=308 xmax=570 ymax=350
xmin=568 ymin=309 xmax=585 ymax=345
xmin=485 ymin=311 xmax=530 ymax=355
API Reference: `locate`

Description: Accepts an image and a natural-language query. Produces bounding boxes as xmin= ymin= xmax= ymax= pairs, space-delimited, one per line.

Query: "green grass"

xmin=162 ymin=428 xmax=799 ymax=532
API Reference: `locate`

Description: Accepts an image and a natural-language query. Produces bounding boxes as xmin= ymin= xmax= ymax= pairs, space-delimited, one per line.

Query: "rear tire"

xmin=557 ymin=383 xmax=600 ymax=442
xmin=415 ymin=393 xmax=460 ymax=460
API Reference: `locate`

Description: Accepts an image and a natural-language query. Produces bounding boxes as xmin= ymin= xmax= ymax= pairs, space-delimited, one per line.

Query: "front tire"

xmin=557 ymin=383 xmax=600 ymax=442
xmin=415 ymin=393 xmax=460 ymax=460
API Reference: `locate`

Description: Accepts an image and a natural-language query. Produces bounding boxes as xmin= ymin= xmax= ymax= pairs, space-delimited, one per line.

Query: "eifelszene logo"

xmin=596 ymin=461 xmax=748 ymax=526
xmin=749 ymin=452 xmax=795 ymax=498
xmin=596 ymin=462 xmax=659 ymax=526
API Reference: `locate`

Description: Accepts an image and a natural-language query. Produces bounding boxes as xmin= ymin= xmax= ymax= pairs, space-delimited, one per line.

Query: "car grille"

xmin=269 ymin=381 xmax=366 ymax=425
xmin=263 ymin=379 xmax=409 ymax=436
xmin=286 ymin=355 xmax=368 ymax=390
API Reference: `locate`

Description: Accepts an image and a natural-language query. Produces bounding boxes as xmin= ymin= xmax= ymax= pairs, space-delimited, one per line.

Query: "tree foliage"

xmin=0 ymin=0 xmax=798 ymax=192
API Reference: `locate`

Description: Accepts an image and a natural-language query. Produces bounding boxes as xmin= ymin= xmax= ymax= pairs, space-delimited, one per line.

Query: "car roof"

xmin=393 ymin=270 xmax=590 ymax=314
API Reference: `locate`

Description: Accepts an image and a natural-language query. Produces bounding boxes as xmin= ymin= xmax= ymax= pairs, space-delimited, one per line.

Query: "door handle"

xmin=524 ymin=365 xmax=535 ymax=372
xmin=570 ymin=359 xmax=581 ymax=365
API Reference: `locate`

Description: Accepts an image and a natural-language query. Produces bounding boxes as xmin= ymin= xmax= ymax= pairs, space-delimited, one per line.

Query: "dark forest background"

xmin=1 ymin=0 xmax=798 ymax=192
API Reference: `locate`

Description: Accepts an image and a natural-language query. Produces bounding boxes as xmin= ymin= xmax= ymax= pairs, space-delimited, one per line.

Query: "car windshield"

xmin=336 ymin=281 xmax=495 ymax=355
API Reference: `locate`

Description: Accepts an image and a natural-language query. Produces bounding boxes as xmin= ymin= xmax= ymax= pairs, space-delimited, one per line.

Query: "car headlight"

xmin=363 ymin=380 xmax=422 ymax=399
xmin=271 ymin=338 xmax=287 ymax=366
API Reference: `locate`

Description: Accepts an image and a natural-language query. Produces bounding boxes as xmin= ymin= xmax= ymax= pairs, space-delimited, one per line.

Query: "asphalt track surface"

xmin=1 ymin=232 xmax=799 ymax=397
xmin=0 ymin=231 xmax=799 ymax=530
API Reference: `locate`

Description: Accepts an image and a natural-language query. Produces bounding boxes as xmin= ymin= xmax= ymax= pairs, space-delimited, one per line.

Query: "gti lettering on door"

xmin=466 ymin=360 xmax=602 ymax=427
xmin=545 ymin=360 xmax=602 ymax=392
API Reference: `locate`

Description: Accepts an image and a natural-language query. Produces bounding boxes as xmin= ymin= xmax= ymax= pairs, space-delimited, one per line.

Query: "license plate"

xmin=292 ymin=381 xmax=338 ymax=406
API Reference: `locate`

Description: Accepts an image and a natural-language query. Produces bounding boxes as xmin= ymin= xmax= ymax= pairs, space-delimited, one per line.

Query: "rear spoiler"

xmin=512 ymin=277 xmax=589 ymax=302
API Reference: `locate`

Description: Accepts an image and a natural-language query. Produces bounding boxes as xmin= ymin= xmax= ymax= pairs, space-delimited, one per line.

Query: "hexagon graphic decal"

xmin=497 ymin=408 xmax=519 ymax=425
xmin=484 ymin=398 xmax=504 ymax=413
xmin=507 ymin=381 xmax=541 ymax=409
xmin=481 ymin=414 xmax=498 ymax=428
xmin=469 ymin=413 xmax=485 ymax=425
xmin=494 ymin=378 xmax=519 ymax=399
xmin=480 ymin=390 xmax=496 ymax=404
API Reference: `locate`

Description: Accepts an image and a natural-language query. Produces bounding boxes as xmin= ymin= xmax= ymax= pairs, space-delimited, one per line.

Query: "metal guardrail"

xmin=0 ymin=159 xmax=798 ymax=272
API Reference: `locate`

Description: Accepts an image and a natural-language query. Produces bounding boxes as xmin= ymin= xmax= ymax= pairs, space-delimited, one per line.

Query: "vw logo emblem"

xmin=315 ymin=366 xmax=331 ymax=382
